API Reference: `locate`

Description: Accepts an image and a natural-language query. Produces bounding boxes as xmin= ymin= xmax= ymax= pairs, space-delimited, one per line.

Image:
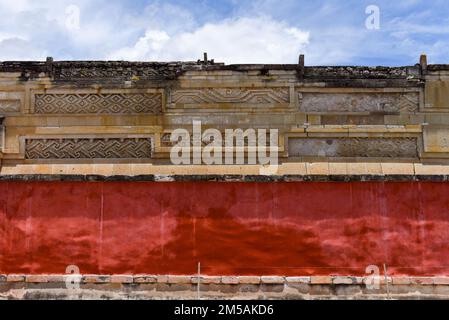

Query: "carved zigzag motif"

xmin=25 ymin=138 xmax=152 ymax=159
xmin=34 ymin=93 xmax=162 ymax=114
xmin=171 ymin=88 xmax=289 ymax=104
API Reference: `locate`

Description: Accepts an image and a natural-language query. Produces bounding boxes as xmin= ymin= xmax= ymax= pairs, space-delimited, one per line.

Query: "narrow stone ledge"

xmin=433 ymin=277 xmax=449 ymax=285
xmin=333 ymin=276 xmax=355 ymax=285
xmin=238 ymin=276 xmax=261 ymax=284
xmin=47 ymin=275 xmax=65 ymax=283
xmin=311 ymin=276 xmax=333 ymax=284
xmin=6 ymin=275 xmax=449 ymax=288
xmin=2 ymin=174 xmax=449 ymax=182
xmin=167 ymin=276 xmax=192 ymax=284
xmin=221 ymin=276 xmax=239 ymax=285
xmin=392 ymin=277 xmax=411 ymax=285
xmin=194 ymin=276 xmax=221 ymax=284
xmin=156 ymin=275 xmax=169 ymax=283
xmin=260 ymin=276 xmax=285 ymax=284
xmin=133 ymin=275 xmax=157 ymax=283
xmin=285 ymin=276 xmax=310 ymax=284
xmin=82 ymin=275 xmax=110 ymax=284
xmin=26 ymin=275 xmax=49 ymax=283
xmin=353 ymin=277 xmax=365 ymax=284
xmin=110 ymin=275 xmax=133 ymax=284
xmin=410 ymin=277 xmax=434 ymax=285
xmin=6 ymin=274 xmax=25 ymax=282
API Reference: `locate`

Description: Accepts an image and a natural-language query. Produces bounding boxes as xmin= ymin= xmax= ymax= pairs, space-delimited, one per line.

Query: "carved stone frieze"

xmin=25 ymin=138 xmax=152 ymax=159
xmin=171 ymin=88 xmax=289 ymax=104
xmin=34 ymin=93 xmax=162 ymax=114
xmin=298 ymin=92 xmax=419 ymax=113
xmin=288 ymin=137 xmax=418 ymax=158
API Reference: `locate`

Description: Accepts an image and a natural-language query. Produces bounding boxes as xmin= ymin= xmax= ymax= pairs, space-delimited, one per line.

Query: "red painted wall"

xmin=0 ymin=181 xmax=448 ymax=276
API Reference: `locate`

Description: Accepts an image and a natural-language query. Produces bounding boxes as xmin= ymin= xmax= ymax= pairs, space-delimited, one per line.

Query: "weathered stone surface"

xmin=6 ymin=274 xmax=25 ymax=282
xmin=82 ymin=275 xmax=110 ymax=283
xmin=157 ymin=275 xmax=169 ymax=283
xmin=423 ymin=127 xmax=449 ymax=153
xmin=221 ymin=276 xmax=239 ymax=284
xmin=410 ymin=277 xmax=434 ymax=285
xmin=34 ymin=93 xmax=162 ymax=114
xmin=425 ymin=80 xmax=449 ymax=109
xmin=433 ymin=277 xmax=449 ymax=285
xmin=310 ymin=276 xmax=332 ymax=284
xmin=299 ymin=92 xmax=419 ymax=113
xmin=288 ymin=137 xmax=418 ymax=158
xmin=260 ymin=276 xmax=285 ymax=284
xmin=170 ymin=88 xmax=289 ymax=105
xmin=110 ymin=275 xmax=133 ymax=283
xmin=133 ymin=275 xmax=157 ymax=283
xmin=196 ymin=276 xmax=221 ymax=284
xmin=2 ymin=275 xmax=449 ymax=299
xmin=26 ymin=275 xmax=49 ymax=283
xmin=238 ymin=276 xmax=261 ymax=284
xmin=392 ymin=277 xmax=411 ymax=285
xmin=51 ymin=61 xmax=192 ymax=81
xmin=1 ymin=58 xmax=448 ymax=169
xmin=333 ymin=276 xmax=354 ymax=285
xmin=0 ymin=92 xmax=22 ymax=113
xmin=25 ymin=138 xmax=152 ymax=159
xmin=285 ymin=277 xmax=311 ymax=284
xmin=0 ymin=100 xmax=20 ymax=113
xmin=167 ymin=276 xmax=191 ymax=284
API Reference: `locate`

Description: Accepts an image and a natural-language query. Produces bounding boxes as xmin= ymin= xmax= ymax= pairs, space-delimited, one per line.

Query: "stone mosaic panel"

xmin=34 ymin=93 xmax=162 ymax=114
xmin=288 ymin=137 xmax=418 ymax=158
xmin=171 ymin=88 xmax=289 ymax=104
xmin=25 ymin=138 xmax=152 ymax=159
xmin=299 ymin=92 xmax=419 ymax=113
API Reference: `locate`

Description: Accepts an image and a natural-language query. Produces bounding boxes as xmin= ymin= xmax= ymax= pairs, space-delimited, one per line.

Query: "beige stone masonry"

xmin=2 ymin=162 xmax=449 ymax=176
xmin=1 ymin=59 xmax=449 ymax=172
xmin=5 ymin=274 xmax=446 ymax=286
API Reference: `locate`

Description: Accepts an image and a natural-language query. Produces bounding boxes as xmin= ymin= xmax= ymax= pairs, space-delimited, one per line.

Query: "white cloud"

xmin=109 ymin=16 xmax=310 ymax=64
xmin=0 ymin=38 xmax=47 ymax=61
xmin=0 ymin=0 xmax=446 ymax=65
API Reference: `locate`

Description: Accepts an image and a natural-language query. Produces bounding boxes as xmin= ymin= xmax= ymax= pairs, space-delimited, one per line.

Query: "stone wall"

xmin=2 ymin=275 xmax=449 ymax=300
xmin=2 ymin=55 xmax=449 ymax=300
xmin=2 ymin=55 xmax=449 ymax=174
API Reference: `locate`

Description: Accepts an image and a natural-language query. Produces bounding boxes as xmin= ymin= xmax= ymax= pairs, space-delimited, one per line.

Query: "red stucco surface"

xmin=0 ymin=181 xmax=448 ymax=276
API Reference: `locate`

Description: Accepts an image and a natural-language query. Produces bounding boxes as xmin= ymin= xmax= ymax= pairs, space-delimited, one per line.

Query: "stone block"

xmin=167 ymin=276 xmax=192 ymax=284
xmin=196 ymin=276 xmax=221 ymax=284
xmin=392 ymin=277 xmax=411 ymax=285
xmin=409 ymin=277 xmax=434 ymax=285
xmin=110 ymin=275 xmax=133 ymax=284
xmin=82 ymin=275 xmax=111 ymax=283
xmin=6 ymin=274 xmax=25 ymax=282
xmin=238 ymin=276 xmax=261 ymax=284
xmin=221 ymin=276 xmax=239 ymax=285
xmin=260 ymin=276 xmax=285 ymax=284
xmin=26 ymin=275 xmax=49 ymax=283
xmin=310 ymin=276 xmax=332 ymax=284
xmin=285 ymin=277 xmax=310 ymax=284
xmin=133 ymin=275 xmax=157 ymax=283
xmin=433 ymin=277 xmax=449 ymax=285
xmin=157 ymin=275 xmax=169 ymax=283
xmin=289 ymin=137 xmax=418 ymax=159
xmin=332 ymin=276 xmax=354 ymax=285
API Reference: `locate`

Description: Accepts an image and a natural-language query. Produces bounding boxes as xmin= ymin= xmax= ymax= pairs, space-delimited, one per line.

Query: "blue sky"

xmin=0 ymin=0 xmax=448 ymax=66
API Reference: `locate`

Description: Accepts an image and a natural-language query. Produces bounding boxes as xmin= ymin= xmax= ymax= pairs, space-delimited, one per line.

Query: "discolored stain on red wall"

xmin=0 ymin=181 xmax=448 ymax=276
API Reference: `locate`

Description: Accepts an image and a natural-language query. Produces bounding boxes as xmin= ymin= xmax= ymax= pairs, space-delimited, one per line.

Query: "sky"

xmin=0 ymin=0 xmax=448 ymax=66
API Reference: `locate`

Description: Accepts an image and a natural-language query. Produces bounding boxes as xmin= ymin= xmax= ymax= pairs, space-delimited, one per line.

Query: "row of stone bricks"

xmin=5 ymin=163 xmax=449 ymax=176
xmin=1 ymin=275 xmax=449 ymax=285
